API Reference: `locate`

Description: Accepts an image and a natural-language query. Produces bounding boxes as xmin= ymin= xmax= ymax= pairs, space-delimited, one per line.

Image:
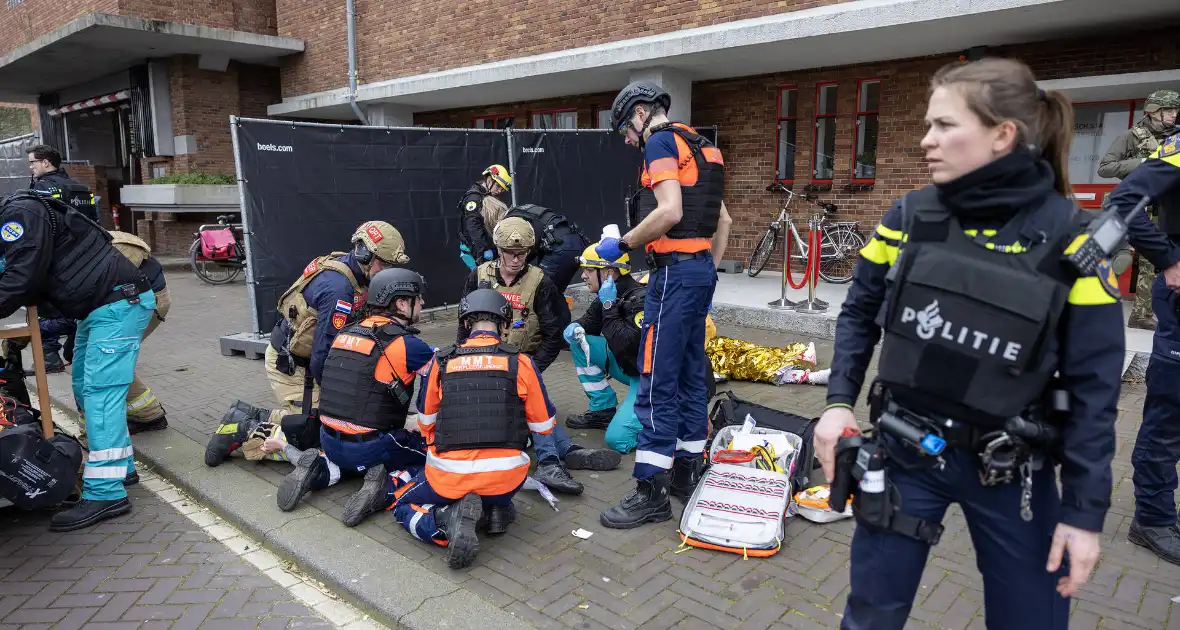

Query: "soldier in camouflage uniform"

xmin=1098 ymin=89 xmax=1179 ymax=330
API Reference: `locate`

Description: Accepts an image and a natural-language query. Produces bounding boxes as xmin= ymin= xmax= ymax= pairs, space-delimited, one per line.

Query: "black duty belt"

xmin=645 ymin=250 xmax=709 ymax=269
xmin=321 ymin=424 xmax=381 ymax=443
xmin=102 ymin=275 xmax=152 ymax=307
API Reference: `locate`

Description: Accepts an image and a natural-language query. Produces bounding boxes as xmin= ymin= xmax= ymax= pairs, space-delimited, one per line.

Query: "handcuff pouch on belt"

xmin=275 ymin=305 xmax=300 ymax=376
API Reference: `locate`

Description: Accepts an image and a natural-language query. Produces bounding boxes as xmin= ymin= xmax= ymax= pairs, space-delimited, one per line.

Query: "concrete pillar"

xmin=365 ymin=103 xmax=415 ymax=127
xmin=628 ymin=67 xmax=692 ymax=125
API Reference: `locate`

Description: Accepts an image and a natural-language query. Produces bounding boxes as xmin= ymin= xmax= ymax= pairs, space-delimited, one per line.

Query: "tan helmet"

xmin=493 ymin=217 xmax=535 ymax=249
xmin=352 ymin=220 xmax=409 ymax=265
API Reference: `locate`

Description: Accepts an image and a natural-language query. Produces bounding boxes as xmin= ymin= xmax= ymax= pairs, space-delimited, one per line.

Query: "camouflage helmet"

xmin=1145 ymin=90 xmax=1180 ymax=113
xmin=492 ymin=216 xmax=535 ymax=249
xmin=351 ymin=220 xmax=409 ymax=265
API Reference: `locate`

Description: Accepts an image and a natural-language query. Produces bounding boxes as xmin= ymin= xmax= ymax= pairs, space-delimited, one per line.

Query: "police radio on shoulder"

xmin=1066 ymin=196 xmax=1151 ymax=276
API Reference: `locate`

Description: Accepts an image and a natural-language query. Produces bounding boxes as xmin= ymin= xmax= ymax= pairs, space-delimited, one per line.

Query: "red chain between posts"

xmin=784 ymin=227 xmax=822 ymax=290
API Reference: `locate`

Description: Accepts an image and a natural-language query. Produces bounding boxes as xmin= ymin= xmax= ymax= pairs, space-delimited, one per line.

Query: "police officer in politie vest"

xmin=594 ymin=81 xmax=733 ymax=529
xmin=1105 ymin=126 xmax=1180 ymax=564
xmin=815 ymin=58 xmax=1126 ymax=628
xmin=0 ymin=189 xmax=156 ymax=531
xmin=457 ymin=165 xmax=512 ymax=270
xmin=392 ymin=289 xmax=562 ymax=569
xmin=503 ymin=203 xmax=589 ymax=292
xmin=205 ymin=221 xmax=410 ymax=467
xmin=273 ymin=268 xmax=431 ymax=524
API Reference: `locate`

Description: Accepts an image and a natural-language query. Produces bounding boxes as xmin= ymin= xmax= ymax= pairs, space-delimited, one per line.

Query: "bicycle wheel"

xmin=746 ymin=228 xmax=778 ymax=277
xmin=817 ymin=226 xmax=867 ymax=284
xmin=190 ymin=239 xmax=242 ymax=285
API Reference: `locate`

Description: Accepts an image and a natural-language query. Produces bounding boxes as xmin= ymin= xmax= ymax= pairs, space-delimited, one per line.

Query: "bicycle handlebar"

xmin=215 ymin=214 xmax=237 ymax=224
xmin=766 ymin=183 xmax=839 ymax=214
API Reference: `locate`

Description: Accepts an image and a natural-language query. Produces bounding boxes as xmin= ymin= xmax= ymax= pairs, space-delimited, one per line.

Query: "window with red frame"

xmin=530 ymin=109 xmax=578 ymax=129
xmin=853 ymin=79 xmax=881 ymax=181
xmin=775 ymin=87 xmax=798 ymax=183
xmin=593 ymin=106 xmax=613 ymax=129
xmin=812 ymin=83 xmax=838 ymax=182
xmin=473 ymin=114 xmax=514 ymax=129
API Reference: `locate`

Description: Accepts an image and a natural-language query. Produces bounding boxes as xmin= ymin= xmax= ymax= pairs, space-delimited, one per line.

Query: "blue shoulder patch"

xmin=1 ymin=222 xmax=24 ymax=243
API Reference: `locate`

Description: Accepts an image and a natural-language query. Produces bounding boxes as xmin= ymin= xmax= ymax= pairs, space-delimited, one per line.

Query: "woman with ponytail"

xmin=814 ymin=57 xmax=1125 ymax=629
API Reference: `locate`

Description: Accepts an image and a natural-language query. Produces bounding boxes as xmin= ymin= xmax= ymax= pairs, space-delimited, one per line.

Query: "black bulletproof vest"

xmin=318 ymin=319 xmax=417 ymax=432
xmin=876 ymin=187 xmax=1079 ymax=425
xmin=433 ymin=342 xmax=530 ymax=453
xmin=506 ymin=204 xmax=572 ymax=253
xmin=630 ymin=123 xmax=724 ymax=239
xmin=10 ymin=193 xmax=129 ymax=320
xmin=33 ymin=172 xmax=98 ymax=223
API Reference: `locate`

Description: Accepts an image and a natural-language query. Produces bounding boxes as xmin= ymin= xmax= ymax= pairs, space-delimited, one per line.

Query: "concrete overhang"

xmin=0 ymin=13 xmax=305 ymax=103
xmin=1038 ymin=70 xmax=1180 ymax=103
xmin=269 ymin=0 xmax=1180 ymax=120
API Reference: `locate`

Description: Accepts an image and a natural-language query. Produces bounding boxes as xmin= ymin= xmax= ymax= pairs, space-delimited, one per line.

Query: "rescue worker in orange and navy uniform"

xmin=274 ymin=269 xmax=432 ymax=526
xmin=458 ymin=165 xmax=513 ymax=269
xmin=205 ymin=221 xmax=410 ymax=468
xmin=392 ymin=289 xmax=559 ymax=569
xmin=596 ymin=81 xmax=733 ymax=529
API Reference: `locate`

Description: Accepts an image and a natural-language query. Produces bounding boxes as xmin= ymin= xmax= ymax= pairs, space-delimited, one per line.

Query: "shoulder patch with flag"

xmin=335 ymin=300 xmax=353 ymax=314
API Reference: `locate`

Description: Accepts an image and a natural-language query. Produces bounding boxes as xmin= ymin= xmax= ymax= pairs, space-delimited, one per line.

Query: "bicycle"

xmin=746 ymin=183 xmax=866 ymax=283
xmin=190 ymin=214 xmax=247 ymax=285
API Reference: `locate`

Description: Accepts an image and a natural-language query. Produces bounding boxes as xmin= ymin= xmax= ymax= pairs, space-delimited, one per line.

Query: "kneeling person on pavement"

xmin=391 ymin=290 xmax=553 ymax=568
xmin=275 ymin=269 xmax=431 ymax=524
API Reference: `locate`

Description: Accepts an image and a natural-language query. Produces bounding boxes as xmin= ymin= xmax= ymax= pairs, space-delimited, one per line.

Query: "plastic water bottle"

xmin=601 ymin=224 xmax=622 ymax=241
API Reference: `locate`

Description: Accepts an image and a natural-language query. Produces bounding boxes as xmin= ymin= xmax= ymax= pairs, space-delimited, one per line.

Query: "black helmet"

xmin=611 ymin=81 xmax=671 ymax=130
xmin=367 ymin=268 xmax=425 ymax=309
xmin=459 ymin=289 xmax=511 ymax=324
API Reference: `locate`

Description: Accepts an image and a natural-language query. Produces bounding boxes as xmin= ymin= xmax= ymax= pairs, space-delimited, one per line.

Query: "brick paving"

xmin=13 ymin=272 xmax=1180 ymax=629
xmin=0 ymin=483 xmax=338 ymax=630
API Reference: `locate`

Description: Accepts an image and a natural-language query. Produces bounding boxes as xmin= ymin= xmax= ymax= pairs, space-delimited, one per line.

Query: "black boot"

xmin=487 ymin=503 xmax=516 ymax=535
xmin=205 ymin=401 xmax=264 ymax=467
xmin=128 ymin=416 xmax=168 ymax=435
xmin=27 ymin=352 xmax=66 ymax=375
xmin=439 ymin=493 xmax=482 ymax=569
xmin=50 ymin=498 xmax=132 ymax=532
xmin=277 ymin=450 xmax=326 ymax=512
xmin=1129 ymin=521 xmax=1180 ymax=565
xmin=535 ymin=458 xmax=583 ymax=495
xmin=566 ymin=408 xmax=614 ymax=430
xmin=670 ymin=455 xmax=705 ymax=502
xmin=565 ymin=446 xmax=622 ymax=471
xmin=342 ymin=465 xmax=392 ymax=527
xmin=600 ymin=472 xmax=672 ymax=530
xmin=123 ymin=470 xmax=140 ymax=486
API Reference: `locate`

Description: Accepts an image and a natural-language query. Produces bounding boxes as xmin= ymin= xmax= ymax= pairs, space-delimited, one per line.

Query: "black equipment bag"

xmin=0 ymin=422 xmax=84 ymax=509
xmin=709 ymin=390 xmax=819 ymax=489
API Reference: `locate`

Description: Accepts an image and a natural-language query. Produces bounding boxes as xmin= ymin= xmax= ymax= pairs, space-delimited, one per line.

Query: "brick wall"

xmin=412 ymin=27 xmax=1177 ymax=265
xmin=135 ymin=214 xmax=209 ymax=256
xmin=278 ymin=0 xmax=854 ymax=97
xmin=0 ymin=0 xmax=118 ymax=59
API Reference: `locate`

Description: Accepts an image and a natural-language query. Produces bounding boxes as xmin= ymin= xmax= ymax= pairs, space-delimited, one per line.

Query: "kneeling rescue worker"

xmin=275 ymin=268 xmax=431 ymax=524
xmin=816 ymin=58 xmax=1122 ymax=628
xmin=563 ymin=243 xmax=646 ymax=453
xmin=393 ymin=289 xmax=558 ymax=569
xmin=0 ymin=190 xmax=156 ymax=531
xmin=458 ymin=165 xmax=512 ymax=269
xmin=206 ymin=221 xmax=410 ymax=467
xmin=596 ymin=80 xmax=733 ymax=529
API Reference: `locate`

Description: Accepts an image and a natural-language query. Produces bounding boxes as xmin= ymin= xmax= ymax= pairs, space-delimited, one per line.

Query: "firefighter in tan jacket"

xmin=205 ymin=221 xmax=410 ymax=467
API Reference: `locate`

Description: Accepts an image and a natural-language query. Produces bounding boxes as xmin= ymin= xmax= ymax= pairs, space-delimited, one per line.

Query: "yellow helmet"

xmin=352 ymin=220 xmax=410 ymax=264
xmin=493 ymin=217 xmax=535 ymax=249
xmin=577 ymin=242 xmax=630 ymax=275
xmin=482 ymin=164 xmax=512 ymax=190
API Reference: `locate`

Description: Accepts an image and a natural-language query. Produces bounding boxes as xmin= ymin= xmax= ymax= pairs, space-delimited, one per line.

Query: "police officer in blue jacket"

xmin=206 ymin=221 xmax=410 ymax=466
xmin=1106 ymin=131 xmax=1180 ymax=564
xmin=815 ymin=59 xmax=1124 ymax=628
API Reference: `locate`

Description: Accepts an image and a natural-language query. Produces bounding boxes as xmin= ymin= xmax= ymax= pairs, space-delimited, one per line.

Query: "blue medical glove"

xmin=595 ymin=238 xmax=624 ymax=262
xmin=598 ymin=276 xmax=617 ymax=306
xmin=563 ymin=322 xmax=584 ymax=344
xmin=483 ymin=249 xmax=494 ymax=261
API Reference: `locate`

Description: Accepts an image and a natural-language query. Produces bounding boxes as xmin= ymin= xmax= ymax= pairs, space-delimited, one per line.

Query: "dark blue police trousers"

xmin=843 ymin=439 xmax=1069 ymax=630
xmin=1132 ymin=273 xmax=1180 ymax=528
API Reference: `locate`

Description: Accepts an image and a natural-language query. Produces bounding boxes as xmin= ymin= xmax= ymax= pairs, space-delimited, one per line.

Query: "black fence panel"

xmin=236 ymin=120 xmax=508 ymax=333
xmin=509 ymin=129 xmax=646 ymax=271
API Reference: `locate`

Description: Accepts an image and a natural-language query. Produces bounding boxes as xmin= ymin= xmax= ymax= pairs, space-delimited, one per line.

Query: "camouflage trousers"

xmin=1132 ymin=257 xmax=1156 ymax=321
